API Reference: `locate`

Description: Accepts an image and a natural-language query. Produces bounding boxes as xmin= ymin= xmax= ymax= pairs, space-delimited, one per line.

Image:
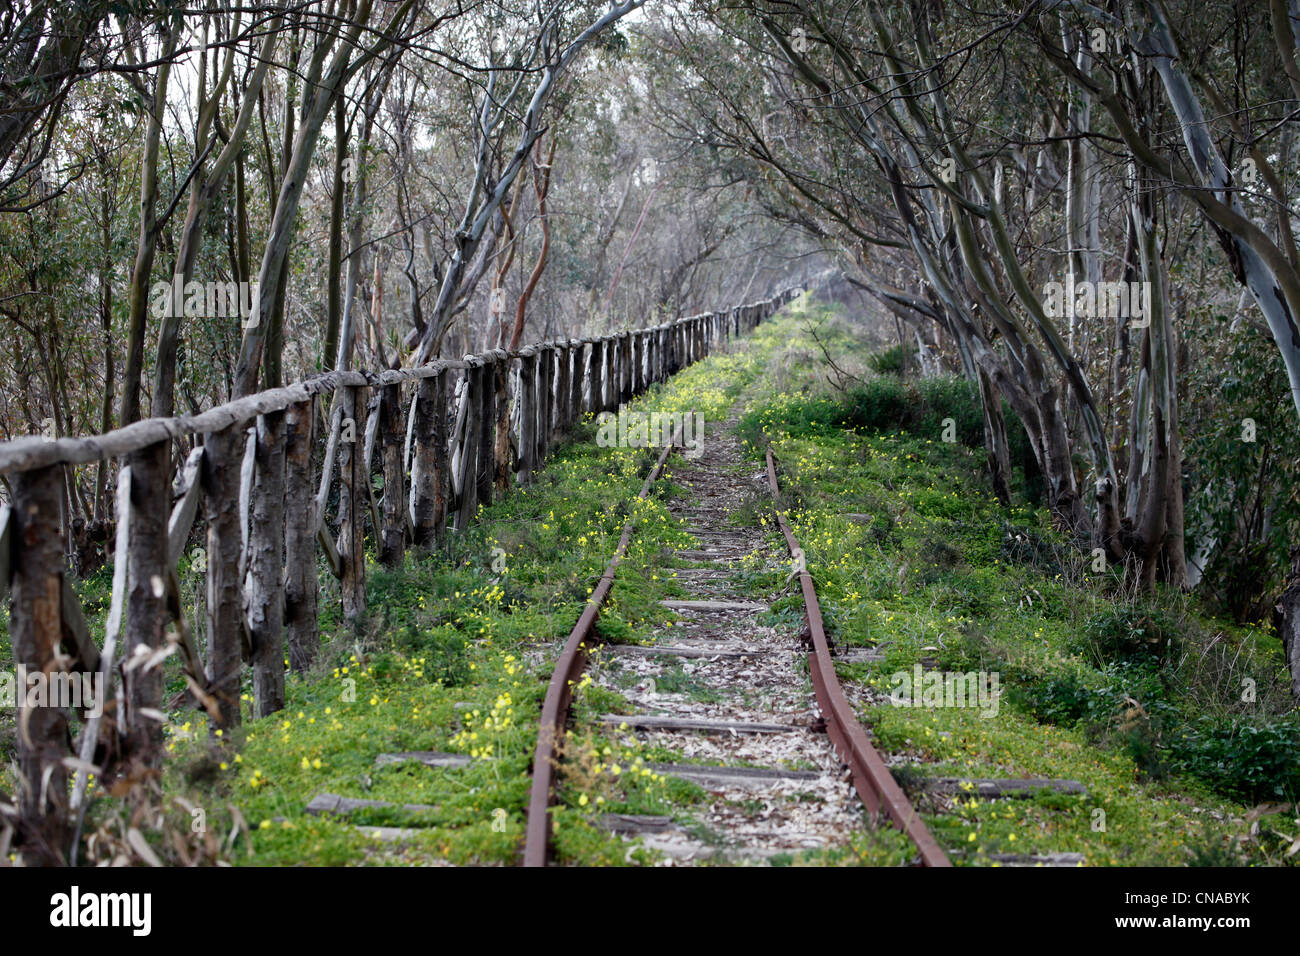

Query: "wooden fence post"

xmin=338 ymin=384 xmax=368 ymax=620
xmin=379 ymin=384 xmax=406 ymax=568
xmin=538 ymin=346 xmax=554 ymax=463
xmin=410 ymin=371 xmax=448 ymax=546
xmin=517 ymin=350 xmax=537 ymax=483
xmin=10 ymin=466 xmax=71 ymax=862
xmin=476 ymin=355 xmax=497 ymax=509
xmin=455 ymin=361 xmax=481 ymax=529
xmin=627 ymin=332 xmax=636 ymax=398
xmin=554 ymin=342 xmax=571 ymax=439
xmin=635 ymin=332 xmax=646 ymax=394
xmin=604 ymin=336 xmax=619 ymax=411
xmin=569 ymin=340 xmax=584 ymax=423
xmin=588 ymin=339 xmax=604 ymax=415
xmin=283 ymin=400 xmax=318 ymax=674
xmin=618 ymin=333 xmax=631 ymax=403
xmin=245 ymin=412 xmax=287 ymax=718
xmin=493 ymin=355 xmax=511 ymax=493
xmin=204 ymin=424 xmax=243 ymax=730
xmin=121 ymin=440 xmax=169 ymax=764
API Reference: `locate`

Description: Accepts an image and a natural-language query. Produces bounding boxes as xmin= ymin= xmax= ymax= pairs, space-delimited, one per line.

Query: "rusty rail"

xmin=764 ymin=446 xmax=951 ymax=867
xmin=522 ymin=437 xmax=679 ymax=867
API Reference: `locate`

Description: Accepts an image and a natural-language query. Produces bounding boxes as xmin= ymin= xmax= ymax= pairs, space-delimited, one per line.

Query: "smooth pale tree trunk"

xmin=323 ymin=98 xmax=347 ymax=371
xmin=119 ymin=25 xmax=177 ymax=426
xmin=154 ymin=14 xmax=279 ymax=418
xmin=976 ymin=368 xmax=1012 ymax=506
xmin=236 ymin=0 xmax=416 ymax=396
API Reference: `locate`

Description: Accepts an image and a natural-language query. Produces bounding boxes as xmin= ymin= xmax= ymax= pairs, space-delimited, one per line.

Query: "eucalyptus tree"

xmin=664 ymin=0 xmax=1195 ymax=586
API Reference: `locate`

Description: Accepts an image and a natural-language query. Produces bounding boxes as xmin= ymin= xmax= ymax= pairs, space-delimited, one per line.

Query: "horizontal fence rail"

xmin=0 ymin=288 xmax=797 ymax=864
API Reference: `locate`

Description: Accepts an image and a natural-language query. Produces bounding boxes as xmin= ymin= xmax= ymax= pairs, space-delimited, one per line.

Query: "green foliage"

xmin=867 ymin=343 xmax=907 ymax=375
xmin=1167 ymin=715 xmax=1300 ymax=802
xmin=1007 ymin=669 xmax=1115 ymax=727
xmin=394 ymin=625 xmax=472 ymax=687
xmin=1071 ymin=604 xmax=1182 ymax=667
xmin=1184 ymin=318 xmax=1300 ymax=621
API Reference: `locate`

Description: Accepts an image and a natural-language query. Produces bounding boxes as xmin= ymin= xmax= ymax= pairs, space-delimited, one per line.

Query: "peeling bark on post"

xmin=476 ymin=357 xmax=496 ymax=509
xmin=569 ymin=340 xmax=584 ymax=424
xmin=283 ymin=400 xmax=317 ymax=673
xmin=246 ymin=411 xmax=287 ymax=717
xmin=493 ymin=356 xmax=511 ymax=493
xmin=518 ymin=352 xmax=537 ymax=483
xmin=11 ymin=466 xmax=70 ymax=863
xmin=203 ymin=424 xmax=243 ymax=730
xmin=538 ymin=347 xmax=553 ymax=464
xmin=411 ymin=372 xmax=448 ymax=545
xmin=455 ymin=364 xmax=481 ymax=529
xmin=124 ymin=439 xmax=169 ymax=766
xmin=338 ymin=385 xmax=368 ymax=621
xmin=379 ymin=383 xmax=406 ymax=568
xmin=634 ymin=332 xmax=646 ymax=394
xmin=607 ymin=337 xmax=620 ymax=411
xmin=554 ymin=343 xmax=571 ymax=438
xmin=619 ymin=333 xmax=632 ymax=403
xmin=588 ymin=339 xmax=604 ymax=415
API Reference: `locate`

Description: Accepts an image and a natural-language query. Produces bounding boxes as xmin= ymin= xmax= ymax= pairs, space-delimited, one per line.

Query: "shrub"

xmin=1072 ymin=604 xmax=1181 ymax=666
xmin=396 ymin=624 xmax=471 ymax=686
xmin=1010 ymin=670 xmax=1114 ymax=726
xmin=867 ymin=343 xmax=908 ymax=375
xmin=1169 ymin=714 xmax=1300 ymax=802
xmin=842 ymin=378 xmax=913 ymax=432
xmin=915 ymin=377 xmax=983 ymax=446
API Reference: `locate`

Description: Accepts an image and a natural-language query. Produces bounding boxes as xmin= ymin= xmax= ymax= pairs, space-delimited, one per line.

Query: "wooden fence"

xmin=0 ymin=289 xmax=794 ymax=861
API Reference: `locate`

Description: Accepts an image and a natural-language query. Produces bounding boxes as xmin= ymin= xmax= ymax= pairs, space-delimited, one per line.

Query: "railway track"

xmin=521 ymin=408 xmax=951 ymax=866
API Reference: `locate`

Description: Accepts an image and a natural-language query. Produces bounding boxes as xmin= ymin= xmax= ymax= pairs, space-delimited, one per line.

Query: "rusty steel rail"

xmin=522 ymin=436 xmax=680 ymax=867
xmin=764 ymin=446 xmax=951 ymax=867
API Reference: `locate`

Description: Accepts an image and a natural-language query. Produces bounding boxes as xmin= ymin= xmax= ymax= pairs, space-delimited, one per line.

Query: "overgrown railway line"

xmin=521 ymin=408 xmax=951 ymax=866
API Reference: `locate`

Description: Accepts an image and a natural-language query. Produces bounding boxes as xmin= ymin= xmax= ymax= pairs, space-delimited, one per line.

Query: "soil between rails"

xmin=583 ymin=406 xmax=876 ymax=863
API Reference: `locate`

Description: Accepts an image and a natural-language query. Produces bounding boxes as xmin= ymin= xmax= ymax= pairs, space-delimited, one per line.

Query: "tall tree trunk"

xmin=119 ymin=23 xmax=177 ymax=426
